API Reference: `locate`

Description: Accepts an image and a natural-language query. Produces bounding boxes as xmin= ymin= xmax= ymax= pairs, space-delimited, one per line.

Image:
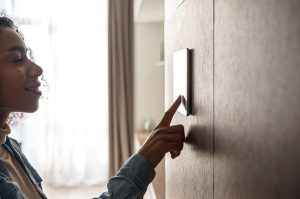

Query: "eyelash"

xmin=13 ymin=57 xmax=24 ymax=63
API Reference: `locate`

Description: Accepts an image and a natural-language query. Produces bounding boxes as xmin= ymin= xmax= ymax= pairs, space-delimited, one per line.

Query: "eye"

xmin=13 ymin=57 xmax=24 ymax=63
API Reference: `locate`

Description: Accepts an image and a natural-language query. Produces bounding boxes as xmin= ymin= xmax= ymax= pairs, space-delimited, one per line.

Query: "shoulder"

xmin=5 ymin=137 xmax=43 ymax=186
xmin=0 ymin=140 xmax=24 ymax=198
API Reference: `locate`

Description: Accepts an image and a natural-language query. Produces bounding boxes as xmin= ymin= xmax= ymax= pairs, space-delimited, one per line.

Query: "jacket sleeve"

xmin=95 ymin=154 xmax=156 ymax=199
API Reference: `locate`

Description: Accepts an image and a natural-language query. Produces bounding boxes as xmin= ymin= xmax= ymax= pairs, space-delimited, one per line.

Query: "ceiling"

xmin=134 ymin=0 xmax=164 ymax=23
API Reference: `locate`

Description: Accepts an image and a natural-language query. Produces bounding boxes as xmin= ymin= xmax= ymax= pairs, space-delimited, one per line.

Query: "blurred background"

xmin=0 ymin=0 xmax=164 ymax=198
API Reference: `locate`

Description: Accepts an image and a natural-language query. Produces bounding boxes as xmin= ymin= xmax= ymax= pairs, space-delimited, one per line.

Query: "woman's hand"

xmin=137 ymin=96 xmax=185 ymax=168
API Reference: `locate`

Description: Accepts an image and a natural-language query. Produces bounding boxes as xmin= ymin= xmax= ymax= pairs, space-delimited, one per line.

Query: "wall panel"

xmin=165 ymin=0 xmax=300 ymax=198
xmin=214 ymin=0 xmax=300 ymax=198
xmin=164 ymin=0 xmax=214 ymax=198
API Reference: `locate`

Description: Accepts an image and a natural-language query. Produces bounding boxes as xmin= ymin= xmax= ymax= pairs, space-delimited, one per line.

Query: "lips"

xmin=25 ymin=82 xmax=42 ymax=96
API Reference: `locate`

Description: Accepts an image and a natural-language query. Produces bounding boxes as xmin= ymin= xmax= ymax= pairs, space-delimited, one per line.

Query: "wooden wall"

xmin=164 ymin=0 xmax=300 ymax=198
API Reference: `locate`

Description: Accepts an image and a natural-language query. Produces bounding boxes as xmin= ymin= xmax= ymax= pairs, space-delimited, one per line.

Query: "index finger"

xmin=157 ymin=95 xmax=182 ymax=127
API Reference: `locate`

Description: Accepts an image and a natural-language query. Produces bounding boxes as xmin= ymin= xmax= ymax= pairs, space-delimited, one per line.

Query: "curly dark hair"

xmin=0 ymin=11 xmax=23 ymax=37
xmin=0 ymin=12 xmax=14 ymax=26
xmin=0 ymin=11 xmax=47 ymax=126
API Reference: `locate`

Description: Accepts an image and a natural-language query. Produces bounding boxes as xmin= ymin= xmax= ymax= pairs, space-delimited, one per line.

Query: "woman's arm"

xmin=96 ymin=96 xmax=185 ymax=199
xmin=97 ymin=154 xmax=155 ymax=199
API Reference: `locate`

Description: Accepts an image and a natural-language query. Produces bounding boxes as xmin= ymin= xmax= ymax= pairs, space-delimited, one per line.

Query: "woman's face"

xmin=0 ymin=27 xmax=43 ymax=113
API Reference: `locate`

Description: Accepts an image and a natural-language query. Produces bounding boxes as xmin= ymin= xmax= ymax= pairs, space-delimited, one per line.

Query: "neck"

xmin=0 ymin=111 xmax=10 ymax=128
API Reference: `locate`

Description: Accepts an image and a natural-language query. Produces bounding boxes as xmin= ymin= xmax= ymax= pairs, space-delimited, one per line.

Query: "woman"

xmin=0 ymin=15 xmax=185 ymax=199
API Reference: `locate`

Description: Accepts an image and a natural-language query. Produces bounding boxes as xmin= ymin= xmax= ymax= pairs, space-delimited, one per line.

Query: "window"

xmin=3 ymin=0 xmax=109 ymax=186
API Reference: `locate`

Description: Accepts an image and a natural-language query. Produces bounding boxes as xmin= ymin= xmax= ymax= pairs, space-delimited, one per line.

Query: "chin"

xmin=26 ymin=105 xmax=39 ymax=113
xmin=18 ymin=103 xmax=40 ymax=113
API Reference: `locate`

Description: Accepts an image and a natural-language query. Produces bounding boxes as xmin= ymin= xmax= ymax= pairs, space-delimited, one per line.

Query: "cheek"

xmin=0 ymin=66 xmax=31 ymax=111
xmin=0 ymin=82 xmax=17 ymax=108
xmin=0 ymin=73 xmax=23 ymax=109
xmin=0 ymin=76 xmax=8 ymax=105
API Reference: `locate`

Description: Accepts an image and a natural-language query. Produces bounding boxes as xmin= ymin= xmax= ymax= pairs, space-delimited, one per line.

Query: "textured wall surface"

xmin=164 ymin=0 xmax=214 ymax=198
xmin=214 ymin=0 xmax=300 ymax=198
xmin=165 ymin=0 xmax=300 ymax=198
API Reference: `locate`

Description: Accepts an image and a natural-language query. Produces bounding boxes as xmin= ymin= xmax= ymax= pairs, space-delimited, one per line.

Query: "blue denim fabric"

xmin=0 ymin=137 xmax=47 ymax=199
xmin=98 ymin=154 xmax=156 ymax=199
xmin=0 ymin=137 xmax=156 ymax=199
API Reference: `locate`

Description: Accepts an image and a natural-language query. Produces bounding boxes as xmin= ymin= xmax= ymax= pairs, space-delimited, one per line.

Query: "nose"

xmin=28 ymin=61 xmax=43 ymax=78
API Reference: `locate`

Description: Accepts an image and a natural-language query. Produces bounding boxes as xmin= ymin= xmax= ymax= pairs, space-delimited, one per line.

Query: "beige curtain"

xmin=108 ymin=0 xmax=134 ymax=177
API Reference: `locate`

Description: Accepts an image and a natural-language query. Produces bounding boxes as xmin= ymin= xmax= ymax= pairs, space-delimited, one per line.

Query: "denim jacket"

xmin=0 ymin=137 xmax=156 ymax=199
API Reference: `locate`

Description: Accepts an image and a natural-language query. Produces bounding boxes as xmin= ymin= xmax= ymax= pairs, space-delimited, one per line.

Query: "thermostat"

xmin=173 ymin=48 xmax=191 ymax=116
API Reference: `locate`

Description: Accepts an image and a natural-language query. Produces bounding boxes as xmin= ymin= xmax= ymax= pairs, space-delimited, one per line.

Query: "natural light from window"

xmin=2 ymin=0 xmax=108 ymax=187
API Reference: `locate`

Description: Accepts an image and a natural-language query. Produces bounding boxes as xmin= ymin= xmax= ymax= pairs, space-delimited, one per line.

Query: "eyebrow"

xmin=7 ymin=46 xmax=26 ymax=53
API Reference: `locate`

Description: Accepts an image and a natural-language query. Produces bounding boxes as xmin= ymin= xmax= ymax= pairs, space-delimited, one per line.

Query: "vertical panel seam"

xmin=212 ymin=0 xmax=215 ymax=199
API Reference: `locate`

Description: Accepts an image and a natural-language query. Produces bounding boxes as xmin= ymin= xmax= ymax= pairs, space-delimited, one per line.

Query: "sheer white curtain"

xmin=2 ymin=0 xmax=108 ymax=186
